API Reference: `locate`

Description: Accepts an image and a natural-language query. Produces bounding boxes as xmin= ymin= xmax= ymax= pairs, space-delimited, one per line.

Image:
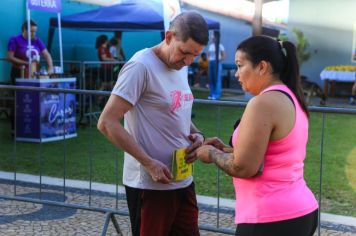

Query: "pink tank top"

xmin=232 ymin=84 xmax=318 ymax=224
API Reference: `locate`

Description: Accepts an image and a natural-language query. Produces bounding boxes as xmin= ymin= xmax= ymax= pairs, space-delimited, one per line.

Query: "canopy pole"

xmin=26 ymin=2 xmax=32 ymax=79
xmin=57 ymin=13 xmax=64 ymax=72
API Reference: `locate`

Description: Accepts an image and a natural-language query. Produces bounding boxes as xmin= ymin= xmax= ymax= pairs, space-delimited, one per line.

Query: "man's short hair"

xmin=22 ymin=20 xmax=37 ymax=32
xmin=169 ymin=11 xmax=209 ymax=46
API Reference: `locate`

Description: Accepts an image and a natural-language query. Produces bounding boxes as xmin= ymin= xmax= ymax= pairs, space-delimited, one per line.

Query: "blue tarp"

xmin=48 ymin=0 xmax=220 ymax=50
xmin=49 ymin=1 xmax=220 ymax=31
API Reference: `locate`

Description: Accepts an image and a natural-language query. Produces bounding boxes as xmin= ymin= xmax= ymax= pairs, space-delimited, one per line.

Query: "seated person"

xmin=193 ymin=52 xmax=209 ymax=88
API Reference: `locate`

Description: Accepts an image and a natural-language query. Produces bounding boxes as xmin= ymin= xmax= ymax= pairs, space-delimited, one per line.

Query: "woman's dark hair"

xmin=95 ymin=35 xmax=108 ymax=49
xmin=21 ymin=20 xmax=37 ymax=32
xmin=237 ymin=35 xmax=309 ymax=116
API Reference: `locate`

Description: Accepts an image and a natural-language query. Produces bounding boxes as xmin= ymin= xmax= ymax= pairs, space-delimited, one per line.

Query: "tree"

xmin=293 ymin=28 xmax=311 ymax=66
xmin=251 ymin=0 xmax=276 ymax=36
xmin=252 ymin=0 xmax=263 ymax=36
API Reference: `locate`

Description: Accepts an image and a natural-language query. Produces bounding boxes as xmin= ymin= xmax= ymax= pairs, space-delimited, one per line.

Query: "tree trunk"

xmin=252 ymin=0 xmax=263 ymax=36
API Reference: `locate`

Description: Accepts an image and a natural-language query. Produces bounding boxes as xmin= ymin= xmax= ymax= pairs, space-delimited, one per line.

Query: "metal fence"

xmin=0 ymin=84 xmax=356 ymax=235
xmin=0 ymin=58 xmax=125 ymax=126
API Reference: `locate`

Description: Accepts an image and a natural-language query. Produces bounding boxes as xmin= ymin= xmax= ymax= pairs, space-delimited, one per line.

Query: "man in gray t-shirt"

xmin=98 ymin=11 xmax=209 ymax=236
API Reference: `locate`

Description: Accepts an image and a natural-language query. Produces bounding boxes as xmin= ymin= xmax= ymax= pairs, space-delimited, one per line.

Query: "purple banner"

xmin=28 ymin=0 xmax=62 ymax=13
xmin=40 ymin=81 xmax=76 ymax=140
xmin=16 ymin=88 xmax=41 ymax=140
xmin=16 ymin=78 xmax=76 ymax=142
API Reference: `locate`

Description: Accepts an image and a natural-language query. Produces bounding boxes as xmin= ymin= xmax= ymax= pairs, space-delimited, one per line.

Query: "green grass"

xmin=0 ymin=90 xmax=355 ymax=217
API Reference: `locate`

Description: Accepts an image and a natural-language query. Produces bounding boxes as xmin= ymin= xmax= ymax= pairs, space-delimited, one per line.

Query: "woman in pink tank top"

xmin=196 ymin=35 xmax=318 ymax=236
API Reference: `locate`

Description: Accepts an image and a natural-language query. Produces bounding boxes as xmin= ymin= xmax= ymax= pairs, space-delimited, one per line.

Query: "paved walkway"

xmin=0 ymin=174 xmax=355 ymax=236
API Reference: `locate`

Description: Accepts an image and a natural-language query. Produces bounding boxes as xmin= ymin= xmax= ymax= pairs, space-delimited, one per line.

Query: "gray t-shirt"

xmin=112 ymin=48 xmax=194 ymax=190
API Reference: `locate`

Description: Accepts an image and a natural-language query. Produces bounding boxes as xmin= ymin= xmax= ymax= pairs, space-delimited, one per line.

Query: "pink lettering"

xmin=184 ymin=94 xmax=194 ymax=101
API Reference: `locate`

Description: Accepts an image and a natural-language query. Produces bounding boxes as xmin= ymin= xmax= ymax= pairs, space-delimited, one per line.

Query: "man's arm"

xmin=97 ymin=94 xmax=172 ymax=183
xmin=190 ymin=122 xmax=204 ymax=137
xmin=7 ymin=51 xmax=28 ymax=65
xmin=41 ymin=49 xmax=54 ymax=74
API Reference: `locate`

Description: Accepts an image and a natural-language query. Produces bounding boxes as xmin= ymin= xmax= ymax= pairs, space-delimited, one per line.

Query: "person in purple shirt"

xmin=6 ymin=20 xmax=54 ymax=134
xmin=7 ymin=20 xmax=53 ymax=83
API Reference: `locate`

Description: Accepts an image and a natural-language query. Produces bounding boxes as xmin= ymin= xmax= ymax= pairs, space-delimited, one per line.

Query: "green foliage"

xmin=293 ymin=28 xmax=311 ymax=66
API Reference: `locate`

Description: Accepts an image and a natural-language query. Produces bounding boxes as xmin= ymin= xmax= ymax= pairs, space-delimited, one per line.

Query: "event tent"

xmin=48 ymin=0 xmax=220 ymax=51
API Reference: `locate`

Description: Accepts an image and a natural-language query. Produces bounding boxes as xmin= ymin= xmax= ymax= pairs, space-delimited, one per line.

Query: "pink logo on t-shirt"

xmin=170 ymin=90 xmax=194 ymax=112
xmin=170 ymin=90 xmax=182 ymax=112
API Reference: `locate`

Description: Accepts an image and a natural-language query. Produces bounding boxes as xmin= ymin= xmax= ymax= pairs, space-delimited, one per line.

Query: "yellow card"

xmin=172 ymin=148 xmax=193 ymax=181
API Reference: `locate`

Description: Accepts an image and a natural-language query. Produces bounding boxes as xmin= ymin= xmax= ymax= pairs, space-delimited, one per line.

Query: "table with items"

xmin=320 ymin=65 xmax=356 ymax=97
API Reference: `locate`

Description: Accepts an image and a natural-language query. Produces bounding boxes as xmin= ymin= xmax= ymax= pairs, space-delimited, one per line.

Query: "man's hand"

xmin=145 ymin=159 xmax=173 ymax=184
xmin=47 ymin=66 xmax=54 ymax=75
xmin=185 ymin=133 xmax=204 ymax=163
xmin=203 ymin=137 xmax=228 ymax=151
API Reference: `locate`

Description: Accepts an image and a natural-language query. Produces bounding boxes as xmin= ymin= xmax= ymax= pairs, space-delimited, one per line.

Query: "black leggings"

xmin=235 ymin=209 xmax=318 ymax=236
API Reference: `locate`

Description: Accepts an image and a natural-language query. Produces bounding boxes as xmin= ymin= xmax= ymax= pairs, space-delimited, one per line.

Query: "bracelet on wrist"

xmin=194 ymin=131 xmax=205 ymax=141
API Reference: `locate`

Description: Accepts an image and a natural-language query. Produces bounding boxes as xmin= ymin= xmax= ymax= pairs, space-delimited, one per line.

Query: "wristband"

xmin=194 ymin=131 xmax=205 ymax=141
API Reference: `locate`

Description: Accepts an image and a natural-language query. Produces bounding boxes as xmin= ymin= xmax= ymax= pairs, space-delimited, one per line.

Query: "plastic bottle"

xmin=31 ymin=61 xmax=38 ymax=78
xmin=20 ymin=65 xmax=25 ymax=78
xmin=39 ymin=66 xmax=48 ymax=79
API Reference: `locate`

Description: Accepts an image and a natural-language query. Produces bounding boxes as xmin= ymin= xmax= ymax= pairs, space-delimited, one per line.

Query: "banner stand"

xmin=26 ymin=0 xmax=63 ymax=78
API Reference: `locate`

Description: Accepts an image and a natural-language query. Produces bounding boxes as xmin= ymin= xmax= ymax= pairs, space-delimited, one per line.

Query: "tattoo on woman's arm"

xmin=209 ymin=149 xmax=240 ymax=176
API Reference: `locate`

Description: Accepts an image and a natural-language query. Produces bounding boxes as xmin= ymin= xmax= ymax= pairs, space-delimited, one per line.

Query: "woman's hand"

xmin=196 ymin=145 xmax=218 ymax=164
xmin=203 ymin=137 xmax=228 ymax=151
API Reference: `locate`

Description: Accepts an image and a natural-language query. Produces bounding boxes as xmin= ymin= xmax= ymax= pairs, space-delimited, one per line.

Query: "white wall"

xmin=288 ymin=0 xmax=356 ymax=87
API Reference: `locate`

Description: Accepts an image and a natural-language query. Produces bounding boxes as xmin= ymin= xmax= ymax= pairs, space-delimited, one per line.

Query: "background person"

xmin=193 ymin=52 xmax=209 ymax=88
xmin=109 ymin=37 xmax=125 ymax=77
xmin=96 ymin=34 xmax=116 ymax=71
xmin=7 ymin=19 xmax=53 ymax=133
xmin=196 ymin=35 xmax=318 ymax=236
xmin=7 ymin=20 xmax=53 ymax=83
xmin=208 ymin=31 xmax=225 ymax=100
xmin=96 ymin=35 xmax=115 ymax=82
xmin=95 ymin=34 xmax=116 ymax=107
xmin=109 ymin=31 xmax=125 ymax=61
xmin=97 ymin=11 xmax=209 ymax=236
